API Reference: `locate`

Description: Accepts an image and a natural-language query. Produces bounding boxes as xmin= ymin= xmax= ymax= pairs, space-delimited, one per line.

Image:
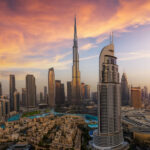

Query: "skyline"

xmin=0 ymin=0 xmax=150 ymax=94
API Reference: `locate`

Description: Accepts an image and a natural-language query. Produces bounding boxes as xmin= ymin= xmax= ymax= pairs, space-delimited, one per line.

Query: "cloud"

xmin=118 ymin=50 xmax=150 ymax=61
xmin=80 ymin=55 xmax=98 ymax=61
xmin=0 ymin=0 xmax=150 ymax=70
xmin=80 ymin=43 xmax=94 ymax=51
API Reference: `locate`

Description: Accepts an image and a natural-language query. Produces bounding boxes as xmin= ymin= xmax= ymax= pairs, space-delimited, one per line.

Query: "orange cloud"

xmin=0 ymin=0 xmax=150 ymax=69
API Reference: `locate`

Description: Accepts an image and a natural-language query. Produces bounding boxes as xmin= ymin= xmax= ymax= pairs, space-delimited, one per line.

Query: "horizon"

xmin=0 ymin=0 xmax=150 ymax=95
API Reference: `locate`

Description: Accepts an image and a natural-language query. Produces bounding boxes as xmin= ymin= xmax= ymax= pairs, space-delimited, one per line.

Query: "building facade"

xmin=60 ymin=83 xmax=65 ymax=104
xmin=26 ymin=74 xmax=36 ymax=108
xmin=93 ymin=37 xmax=128 ymax=150
xmin=14 ymin=91 xmax=20 ymax=112
xmin=55 ymin=80 xmax=61 ymax=105
xmin=121 ymin=73 xmax=129 ymax=106
xmin=48 ymin=68 xmax=55 ymax=108
xmin=131 ymin=87 xmax=142 ymax=109
xmin=71 ymin=16 xmax=81 ymax=105
xmin=40 ymin=92 xmax=43 ymax=103
xmin=0 ymin=82 xmax=2 ymax=97
xmin=0 ymin=99 xmax=10 ymax=120
xmin=22 ymin=88 xmax=27 ymax=107
xmin=67 ymin=81 xmax=72 ymax=102
xmin=81 ymin=83 xmax=85 ymax=100
xmin=84 ymin=84 xmax=90 ymax=99
xmin=9 ymin=75 xmax=16 ymax=111
xmin=44 ymin=86 xmax=48 ymax=103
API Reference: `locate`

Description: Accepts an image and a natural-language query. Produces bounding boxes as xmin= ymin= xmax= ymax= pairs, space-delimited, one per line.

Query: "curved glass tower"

xmin=48 ymin=68 xmax=55 ymax=108
xmin=93 ymin=36 xmax=128 ymax=150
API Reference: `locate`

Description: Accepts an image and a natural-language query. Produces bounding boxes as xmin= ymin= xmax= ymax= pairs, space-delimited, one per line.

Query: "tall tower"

xmin=14 ymin=91 xmax=20 ymax=112
xmin=26 ymin=74 xmax=36 ymax=108
xmin=44 ymin=86 xmax=48 ymax=103
xmin=67 ymin=81 xmax=72 ymax=102
xmin=93 ymin=34 xmax=128 ymax=150
xmin=48 ymin=68 xmax=55 ymax=108
xmin=9 ymin=75 xmax=16 ymax=111
xmin=121 ymin=73 xmax=129 ymax=106
xmin=0 ymin=82 xmax=2 ymax=97
xmin=72 ymin=16 xmax=81 ymax=105
xmin=22 ymin=88 xmax=27 ymax=107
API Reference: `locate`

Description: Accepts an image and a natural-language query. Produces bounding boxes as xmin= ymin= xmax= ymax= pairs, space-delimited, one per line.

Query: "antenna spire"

xmin=112 ymin=32 xmax=113 ymax=44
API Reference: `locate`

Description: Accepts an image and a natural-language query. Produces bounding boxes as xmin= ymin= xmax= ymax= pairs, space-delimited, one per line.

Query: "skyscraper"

xmin=44 ymin=86 xmax=48 ymax=103
xmin=81 ymin=83 xmax=85 ymax=100
xmin=131 ymin=87 xmax=142 ymax=109
xmin=93 ymin=36 xmax=128 ymax=150
xmin=60 ymin=83 xmax=65 ymax=104
xmin=84 ymin=84 xmax=90 ymax=99
xmin=14 ymin=91 xmax=20 ymax=112
xmin=26 ymin=74 xmax=36 ymax=108
xmin=40 ymin=92 xmax=43 ymax=103
xmin=121 ymin=73 xmax=129 ymax=106
xmin=72 ymin=16 xmax=81 ymax=105
xmin=48 ymin=68 xmax=55 ymax=108
xmin=9 ymin=75 xmax=16 ymax=111
xmin=0 ymin=82 xmax=2 ymax=97
xmin=55 ymin=80 xmax=61 ymax=106
xmin=67 ymin=81 xmax=72 ymax=102
xmin=22 ymin=88 xmax=27 ymax=107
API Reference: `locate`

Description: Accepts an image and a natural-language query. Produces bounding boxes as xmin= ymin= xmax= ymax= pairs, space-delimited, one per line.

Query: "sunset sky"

xmin=1 ymin=0 xmax=150 ymax=95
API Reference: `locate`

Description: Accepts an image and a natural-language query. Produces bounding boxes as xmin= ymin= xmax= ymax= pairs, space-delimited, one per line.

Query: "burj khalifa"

xmin=71 ymin=16 xmax=81 ymax=105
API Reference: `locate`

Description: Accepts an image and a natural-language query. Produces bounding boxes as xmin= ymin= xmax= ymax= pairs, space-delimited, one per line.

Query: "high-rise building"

xmin=131 ymin=87 xmax=142 ymax=109
xmin=72 ymin=16 xmax=81 ymax=105
xmin=67 ymin=81 xmax=72 ymax=102
xmin=55 ymin=80 xmax=61 ymax=105
xmin=40 ymin=92 xmax=43 ymax=103
xmin=84 ymin=84 xmax=90 ymax=99
xmin=22 ymin=88 xmax=27 ymax=107
xmin=48 ymin=68 xmax=55 ymax=108
xmin=14 ymin=91 xmax=20 ymax=112
xmin=0 ymin=99 xmax=10 ymax=120
xmin=26 ymin=74 xmax=36 ymax=108
xmin=55 ymin=81 xmax=65 ymax=106
xmin=121 ymin=73 xmax=129 ymax=106
xmin=81 ymin=83 xmax=85 ymax=100
xmin=60 ymin=83 xmax=65 ymax=104
xmin=0 ymin=82 xmax=2 ymax=96
xmin=92 ymin=92 xmax=98 ymax=104
xmin=44 ymin=86 xmax=48 ymax=103
xmin=9 ymin=75 xmax=16 ymax=111
xmin=141 ymin=86 xmax=148 ymax=103
xmin=93 ymin=36 xmax=128 ymax=150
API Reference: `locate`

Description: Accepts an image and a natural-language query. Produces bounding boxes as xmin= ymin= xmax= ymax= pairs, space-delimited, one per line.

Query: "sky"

xmin=1 ymin=0 xmax=150 ymax=95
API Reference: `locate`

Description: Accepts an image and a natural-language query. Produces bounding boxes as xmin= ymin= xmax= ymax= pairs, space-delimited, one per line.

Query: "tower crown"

xmin=73 ymin=15 xmax=78 ymax=47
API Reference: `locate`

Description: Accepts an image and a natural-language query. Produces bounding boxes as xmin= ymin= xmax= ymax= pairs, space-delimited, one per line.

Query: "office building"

xmin=67 ymin=81 xmax=72 ymax=102
xmin=0 ymin=82 xmax=2 ymax=96
xmin=40 ymin=92 xmax=43 ymax=103
xmin=60 ymin=83 xmax=65 ymax=104
xmin=22 ymin=88 xmax=27 ymax=107
xmin=44 ymin=86 xmax=48 ymax=103
xmin=81 ymin=83 xmax=85 ymax=100
xmin=55 ymin=80 xmax=61 ymax=105
xmin=121 ymin=73 xmax=129 ymax=106
xmin=84 ymin=84 xmax=90 ymax=99
xmin=26 ymin=74 xmax=36 ymax=108
xmin=131 ymin=87 xmax=142 ymax=109
xmin=14 ymin=91 xmax=20 ymax=112
xmin=48 ymin=68 xmax=55 ymax=108
xmin=9 ymin=75 xmax=16 ymax=111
